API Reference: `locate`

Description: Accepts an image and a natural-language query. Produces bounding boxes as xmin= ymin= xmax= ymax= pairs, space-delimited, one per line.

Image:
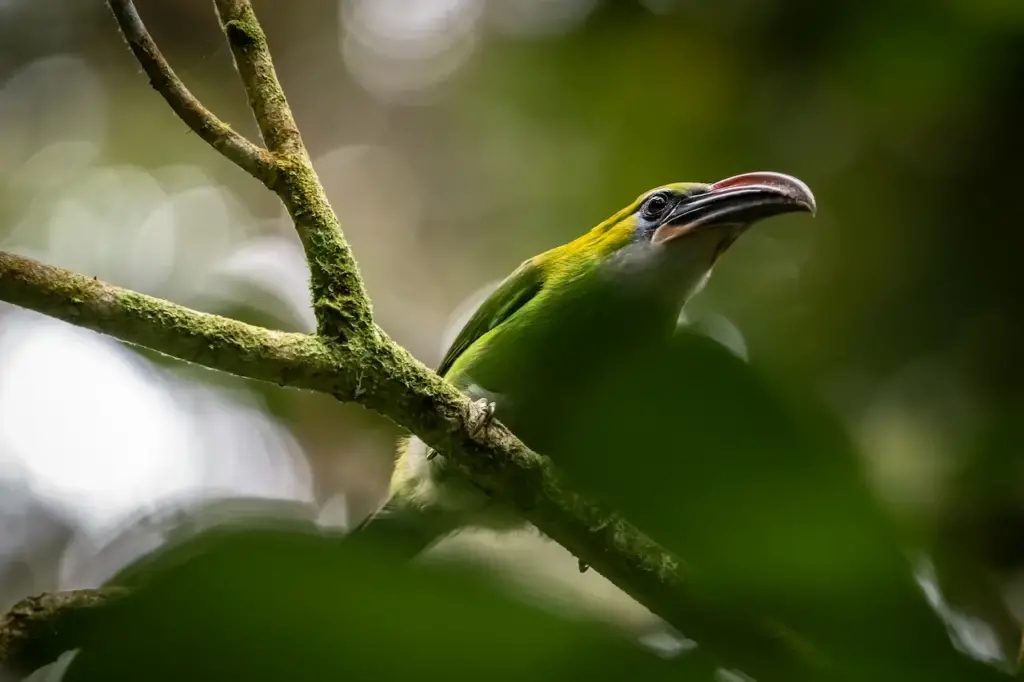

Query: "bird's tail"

xmin=345 ymin=499 xmax=457 ymax=561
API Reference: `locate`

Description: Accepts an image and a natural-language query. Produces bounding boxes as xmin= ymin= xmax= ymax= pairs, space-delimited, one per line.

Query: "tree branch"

xmin=107 ymin=0 xmax=372 ymax=341
xmin=210 ymin=0 xmax=371 ymax=340
xmin=0 ymin=1 xmax=826 ymax=681
xmin=0 ymin=250 xmax=819 ymax=680
xmin=105 ymin=0 xmax=345 ymax=333
xmin=0 ymin=589 xmax=126 ymax=677
xmin=361 ymin=343 xmax=825 ymax=679
xmin=0 ymin=251 xmax=340 ymax=390
xmin=106 ymin=0 xmax=276 ymax=186
xmin=273 ymin=157 xmax=375 ymax=342
xmin=212 ymin=0 xmax=303 ymax=156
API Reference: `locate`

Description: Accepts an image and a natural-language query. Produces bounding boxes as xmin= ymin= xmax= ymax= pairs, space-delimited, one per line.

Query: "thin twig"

xmin=107 ymin=0 xmax=371 ymax=340
xmin=212 ymin=0 xmax=303 ymax=156
xmin=106 ymin=0 xmax=277 ymax=186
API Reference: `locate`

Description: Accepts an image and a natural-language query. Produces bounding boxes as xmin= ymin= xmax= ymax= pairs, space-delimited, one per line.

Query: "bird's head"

xmin=574 ymin=171 xmax=816 ymax=306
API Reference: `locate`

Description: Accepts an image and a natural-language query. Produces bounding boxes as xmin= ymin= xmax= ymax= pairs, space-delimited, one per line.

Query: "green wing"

xmin=437 ymin=258 xmax=544 ymax=378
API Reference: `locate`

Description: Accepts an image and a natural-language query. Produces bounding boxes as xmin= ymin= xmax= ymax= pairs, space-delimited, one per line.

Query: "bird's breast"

xmin=449 ymin=282 xmax=678 ymax=453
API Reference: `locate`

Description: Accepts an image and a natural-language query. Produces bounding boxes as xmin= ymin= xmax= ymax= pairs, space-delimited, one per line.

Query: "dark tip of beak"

xmin=710 ymin=171 xmax=816 ymax=216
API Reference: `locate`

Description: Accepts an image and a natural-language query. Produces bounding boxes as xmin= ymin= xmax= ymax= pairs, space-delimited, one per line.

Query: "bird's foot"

xmin=428 ymin=398 xmax=496 ymax=460
xmin=468 ymin=398 xmax=497 ymax=438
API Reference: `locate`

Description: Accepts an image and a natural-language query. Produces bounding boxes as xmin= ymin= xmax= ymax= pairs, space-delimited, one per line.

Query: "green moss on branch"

xmin=276 ymin=161 xmax=375 ymax=340
xmin=0 ymin=589 xmax=127 ymax=676
xmin=0 ymin=251 xmax=341 ymax=390
xmin=213 ymin=0 xmax=302 ymax=157
xmin=210 ymin=0 xmax=374 ymax=340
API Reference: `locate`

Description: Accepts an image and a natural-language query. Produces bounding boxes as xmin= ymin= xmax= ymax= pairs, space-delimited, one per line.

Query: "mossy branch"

xmin=0 ymin=250 xmax=815 ymax=679
xmin=0 ymin=1 xmax=823 ymax=681
xmin=0 ymin=589 xmax=126 ymax=677
xmin=107 ymin=0 xmax=276 ymax=185
xmin=212 ymin=0 xmax=304 ymax=157
xmin=0 ymin=251 xmax=340 ymax=387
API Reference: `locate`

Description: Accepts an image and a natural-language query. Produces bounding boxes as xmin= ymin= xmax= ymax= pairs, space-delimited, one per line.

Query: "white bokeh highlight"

xmin=0 ymin=312 xmax=313 ymax=537
xmin=338 ymin=0 xmax=600 ymax=101
xmin=0 ymin=55 xmax=107 ymax=175
xmin=340 ymin=0 xmax=484 ymax=100
xmin=205 ymin=234 xmax=317 ymax=333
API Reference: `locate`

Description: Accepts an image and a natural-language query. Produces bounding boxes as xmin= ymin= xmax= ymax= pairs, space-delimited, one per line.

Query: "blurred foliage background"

xmin=2 ymin=0 xmax=1024 ymax=680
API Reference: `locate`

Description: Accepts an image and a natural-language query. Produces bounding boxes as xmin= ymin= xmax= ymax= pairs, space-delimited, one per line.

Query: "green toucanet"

xmin=354 ymin=171 xmax=817 ymax=556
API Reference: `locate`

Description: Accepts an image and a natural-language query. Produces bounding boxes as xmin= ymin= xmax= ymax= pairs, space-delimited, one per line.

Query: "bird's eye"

xmin=641 ymin=193 xmax=671 ymax=220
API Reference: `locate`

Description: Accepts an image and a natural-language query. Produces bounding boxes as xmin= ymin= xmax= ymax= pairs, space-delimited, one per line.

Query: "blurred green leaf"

xmin=65 ymin=517 xmax=690 ymax=682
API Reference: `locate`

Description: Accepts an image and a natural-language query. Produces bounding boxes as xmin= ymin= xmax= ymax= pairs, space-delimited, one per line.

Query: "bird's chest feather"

xmin=393 ymin=264 xmax=682 ymax=526
xmin=448 ymin=278 xmax=677 ymax=454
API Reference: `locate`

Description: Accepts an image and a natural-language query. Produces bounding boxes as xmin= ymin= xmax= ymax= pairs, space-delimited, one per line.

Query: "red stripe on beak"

xmin=710 ymin=172 xmax=816 ymax=215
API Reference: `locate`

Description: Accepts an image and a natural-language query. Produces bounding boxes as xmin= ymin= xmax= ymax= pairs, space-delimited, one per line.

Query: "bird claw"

xmin=468 ymin=398 xmax=496 ymax=438
xmin=578 ymin=559 xmax=589 ymax=573
xmin=424 ymin=398 xmax=495 ymax=461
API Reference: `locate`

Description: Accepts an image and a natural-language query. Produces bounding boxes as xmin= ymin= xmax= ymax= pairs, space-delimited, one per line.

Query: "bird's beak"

xmin=651 ymin=171 xmax=816 ymax=246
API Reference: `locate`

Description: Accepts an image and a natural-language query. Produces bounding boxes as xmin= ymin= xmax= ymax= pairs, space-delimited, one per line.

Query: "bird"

xmin=347 ymin=173 xmax=1020 ymax=681
xmin=351 ymin=171 xmax=817 ymax=558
